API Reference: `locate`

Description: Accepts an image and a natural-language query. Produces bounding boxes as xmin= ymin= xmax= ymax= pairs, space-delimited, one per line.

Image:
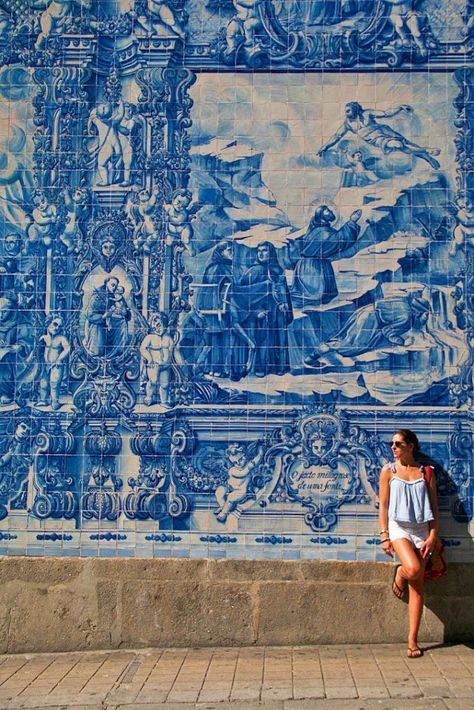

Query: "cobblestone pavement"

xmin=0 ymin=644 xmax=473 ymax=710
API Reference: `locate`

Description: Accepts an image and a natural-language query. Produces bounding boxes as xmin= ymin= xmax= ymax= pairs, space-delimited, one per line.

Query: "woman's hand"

xmin=420 ymin=532 xmax=437 ymax=559
xmin=381 ymin=539 xmax=394 ymax=558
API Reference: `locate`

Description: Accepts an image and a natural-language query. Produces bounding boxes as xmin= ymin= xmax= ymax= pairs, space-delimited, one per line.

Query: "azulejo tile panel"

xmin=0 ymin=0 xmax=471 ymax=561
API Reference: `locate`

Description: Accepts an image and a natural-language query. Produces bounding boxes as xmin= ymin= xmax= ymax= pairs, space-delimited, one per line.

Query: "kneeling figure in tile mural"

xmin=289 ymin=205 xmax=362 ymax=309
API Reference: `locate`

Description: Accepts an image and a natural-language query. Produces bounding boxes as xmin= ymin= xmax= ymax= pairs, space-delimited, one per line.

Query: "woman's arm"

xmin=419 ymin=467 xmax=439 ymax=559
xmin=427 ymin=467 xmax=439 ymax=537
xmin=378 ymin=464 xmax=394 ymax=558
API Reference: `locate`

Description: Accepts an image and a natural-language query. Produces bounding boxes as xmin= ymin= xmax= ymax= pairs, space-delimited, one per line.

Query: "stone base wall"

xmin=0 ymin=558 xmax=472 ymax=654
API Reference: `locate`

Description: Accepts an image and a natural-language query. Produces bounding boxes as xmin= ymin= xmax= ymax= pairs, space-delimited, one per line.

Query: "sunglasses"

xmin=390 ymin=441 xmax=405 ymax=447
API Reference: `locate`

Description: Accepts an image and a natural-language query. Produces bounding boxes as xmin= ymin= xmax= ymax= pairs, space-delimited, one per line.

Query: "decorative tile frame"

xmin=0 ymin=0 xmax=471 ymax=561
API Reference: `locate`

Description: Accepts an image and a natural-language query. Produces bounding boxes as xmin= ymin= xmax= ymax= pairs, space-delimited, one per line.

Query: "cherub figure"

xmin=215 ymin=441 xmax=264 ymax=522
xmin=385 ymin=0 xmax=437 ymax=56
xmin=33 ymin=0 xmax=92 ymax=50
xmin=126 ymin=186 xmax=159 ymax=253
xmin=224 ymin=0 xmax=264 ymax=61
xmin=341 ymin=150 xmax=379 ymax=188
xmin=164 ymin=189 xmax=200 ymax=254
xmin=140 ymin=312 xmax=174 ymax=407
xmin=135 ymin=0 xmax=186 ymax=38
xmin=37 ymin=315 xmax=70 ymax=411
xmin=450 ymin=194 xmax=474 ymax=256
xmin=61 ymin=187 xmax=89 ymax=253
xmin=27 ymin=194 xmax=57 ymax=248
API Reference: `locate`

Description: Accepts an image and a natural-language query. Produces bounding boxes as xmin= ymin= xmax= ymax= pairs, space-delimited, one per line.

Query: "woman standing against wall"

xmin=378 ymin=429 xmax=439 ymax=658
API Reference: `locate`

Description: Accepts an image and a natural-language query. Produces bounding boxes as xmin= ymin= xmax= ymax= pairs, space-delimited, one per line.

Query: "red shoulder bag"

xmin=423 ymin=466 xmax=447 ymax=581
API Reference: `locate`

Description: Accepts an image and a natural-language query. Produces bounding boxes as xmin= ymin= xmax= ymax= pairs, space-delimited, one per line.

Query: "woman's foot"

xmin=392 ymin=564 xmax=407 ymax=600
xmin=407 ymin=646 xmax=424 ymax=658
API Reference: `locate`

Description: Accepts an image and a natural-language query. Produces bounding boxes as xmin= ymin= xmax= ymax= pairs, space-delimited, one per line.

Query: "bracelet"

xmin=379 ymin=529 xmax=389 ymax=535
xmin=381 ymin=538 xmax=391 ymax=544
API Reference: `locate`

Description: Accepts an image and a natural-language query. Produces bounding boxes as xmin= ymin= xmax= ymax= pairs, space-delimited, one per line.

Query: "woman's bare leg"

xmin=407 ymin=560 xmax=426 ymax=654
xmin=391 ymin=539 xmax=425 ymax=654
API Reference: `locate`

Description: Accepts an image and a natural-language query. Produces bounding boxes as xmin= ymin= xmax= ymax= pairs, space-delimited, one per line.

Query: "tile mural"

xmin=0 ymin=0 xmax=471 ymax=561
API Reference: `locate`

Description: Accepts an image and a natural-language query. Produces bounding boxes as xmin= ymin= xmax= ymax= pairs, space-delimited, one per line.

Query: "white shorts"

xmin=388 ymin=520 xmax=429 ymax=550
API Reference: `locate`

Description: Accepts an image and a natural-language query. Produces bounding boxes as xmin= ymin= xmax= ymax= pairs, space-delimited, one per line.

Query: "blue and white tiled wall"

xmin=0 ymin=0 xmax=472 ymax=561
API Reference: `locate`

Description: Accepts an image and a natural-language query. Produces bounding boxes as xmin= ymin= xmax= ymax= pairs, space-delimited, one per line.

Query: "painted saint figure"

xmin=140 ymin=312 xmax=174 ymax=407
xmin=106 ymin=285 xmax=130 ymax=356
xmin=215 ymin=442 xmax=264 ymax=522
xmin=37 ymin=315 xmax=70 ymax=411
xmin=194 ymin=241 xmax=234 ymax=378
xmin=84 ymin=277 xmax=131 ymax=358
xmin=118 ymin=103 xmax=140 ymax=187
xmin=318 ymin=102 xmax=441 ymax=169
xmin=290 ymin=206 xmax=362 ymax=309
xmin=88 ymin=100 xmax=126 ymax=186
xmin=231 ymin=241 xmax=293 ymax=378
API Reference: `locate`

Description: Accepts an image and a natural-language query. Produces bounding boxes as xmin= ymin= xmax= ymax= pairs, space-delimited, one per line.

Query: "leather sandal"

xmin=407 ymin=646 xmax=424 ymax=658
xmin=392 ymin=564 xmax=407 ymax=600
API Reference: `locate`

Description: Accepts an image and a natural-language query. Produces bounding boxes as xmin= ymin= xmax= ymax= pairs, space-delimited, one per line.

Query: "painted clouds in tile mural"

xmin=0 ymin=0 xmax=471 ymax=559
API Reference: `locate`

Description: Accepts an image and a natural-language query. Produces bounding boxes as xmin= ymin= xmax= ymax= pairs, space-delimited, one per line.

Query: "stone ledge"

xmin=0 ymin=557 xmax=472 ymax=653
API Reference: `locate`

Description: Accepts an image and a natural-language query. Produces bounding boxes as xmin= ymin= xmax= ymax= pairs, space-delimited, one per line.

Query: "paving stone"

xmin=0 ymin=644 xmax=471 ymax=708
xmin=444 ymin=701 xmax=474 ymax=710
xmin=283 ymin=702 xmax=449 ymax=710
